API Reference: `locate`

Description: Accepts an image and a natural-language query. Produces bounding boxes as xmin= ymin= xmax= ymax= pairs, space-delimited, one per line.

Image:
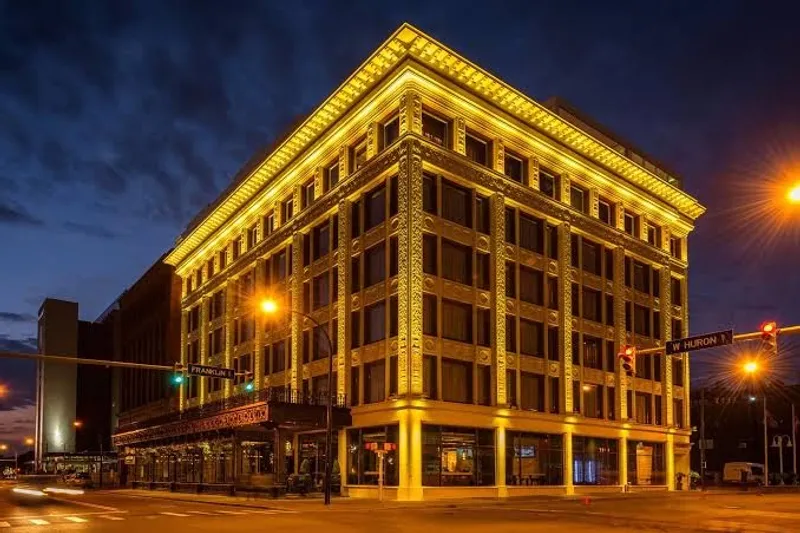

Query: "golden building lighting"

xmin=119 ymin=24 xmax=704 ymax=500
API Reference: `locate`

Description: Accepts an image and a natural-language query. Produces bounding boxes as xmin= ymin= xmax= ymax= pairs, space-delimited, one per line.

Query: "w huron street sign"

xmin=187 ymin=363 xmax=236 ymax=380
xmin=665 ymin=329 xmax=734 ymax=355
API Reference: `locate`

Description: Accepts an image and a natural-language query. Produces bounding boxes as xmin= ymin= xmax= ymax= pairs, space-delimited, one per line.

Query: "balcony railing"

xmin=116 ymin=387 xmax=346 ymax=434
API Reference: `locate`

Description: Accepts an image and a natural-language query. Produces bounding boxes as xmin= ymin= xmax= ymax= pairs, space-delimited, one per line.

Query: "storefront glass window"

xmin=572 ymin=436 xmax=618 ymax=485
xmin=346 ymin=425 xmax=399 ymax=486
xmin=422 ymin=425 xmax=494 ymax=486
xmin=506 ymin=432 xmax=563 ymax=485
xmin=627 ymin=441 xmax=666 ymax=485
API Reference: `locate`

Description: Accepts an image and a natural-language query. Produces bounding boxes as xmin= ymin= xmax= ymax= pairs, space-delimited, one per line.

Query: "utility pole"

xmin=700 ymin=386 xmax=706 ymax=489
xmin=764 ymin=396 xmax=769 ymax=486
xmin=793 ymin=404 xmax=797 ymax=478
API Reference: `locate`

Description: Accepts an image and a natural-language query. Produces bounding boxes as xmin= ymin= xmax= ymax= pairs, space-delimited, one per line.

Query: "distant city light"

xmin=749 ymin=395 xmax=757 ymax=402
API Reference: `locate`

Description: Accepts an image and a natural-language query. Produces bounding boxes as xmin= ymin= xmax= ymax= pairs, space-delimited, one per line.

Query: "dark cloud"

xmin=0 ymin=312 xmax=35 ymax=323
xmin=0 ymin=201 xmax=43 ymax=226
xmin=63 ymin=221 xmax=119 ymax=240
xmin=0 ymin=335 xmax=37 ymax=353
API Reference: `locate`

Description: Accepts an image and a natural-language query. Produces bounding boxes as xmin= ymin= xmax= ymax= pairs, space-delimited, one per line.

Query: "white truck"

xmin=723 ymin=462 xmax=765 ymax=485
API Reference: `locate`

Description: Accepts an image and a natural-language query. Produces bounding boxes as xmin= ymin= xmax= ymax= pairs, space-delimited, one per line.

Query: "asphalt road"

xmin=2 ymin=484 xmax=800 ymax=532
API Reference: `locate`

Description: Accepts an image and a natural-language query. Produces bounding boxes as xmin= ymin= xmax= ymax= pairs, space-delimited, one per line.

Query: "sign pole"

xmin=764 ymin=396 xmax=769 ymax=486
xmin=377 ymin=450 xmax=385 ymax=502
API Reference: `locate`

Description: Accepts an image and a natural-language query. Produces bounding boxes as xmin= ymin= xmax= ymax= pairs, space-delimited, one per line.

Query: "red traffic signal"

xmin=618 ymin=345 xmax=636 ymax=375
xmin=761 ymin=321 xmax=778 ymax=352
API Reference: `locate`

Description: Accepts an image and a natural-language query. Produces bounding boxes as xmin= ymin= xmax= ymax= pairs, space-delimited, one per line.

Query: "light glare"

xmin=261 ymin=299 xmax=278 ymax=314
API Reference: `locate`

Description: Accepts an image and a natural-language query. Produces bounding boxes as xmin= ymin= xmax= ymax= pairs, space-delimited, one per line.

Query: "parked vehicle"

xmin=723 ymin=462 xmax=765 ymax=485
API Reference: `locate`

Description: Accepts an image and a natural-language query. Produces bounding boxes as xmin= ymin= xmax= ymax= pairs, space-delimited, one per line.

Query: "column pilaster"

xmin=666 ymin=433 xmax=676 ymax=490
xmin=254 ymin=259 xmax=266 ymax=390
xmin=367 ymin=122 xmax=381 ymax=159
xmin=589 ymin=188 xmax=600 ymax=219
xmin=496 ymin=426 xmax=508 ymax=497
xmin=558 ymin=222 xmax=573 ymax=414
xmin=491 ymin=193 xmax=507 ymax=406
xmin=338 ymin=146 xmax=349 ymax=182
xmin=661 ymin=265 xmax=673 ymax=426
xmin=199 ymin=296 xmax=209 ymax=403
xmin=314 ymin=166 xmax=324 ymax=199
xmin=493 ymin=139 xmax=505 ymax=174
xmin=614 ymin=247 xmax=627 ymax=419
xmin=397 ymin=139 xmax=423 ymax=396
xmin=399 ymin=89 xmax=421 ymax=136
xmin=528 ymin=156 xmax=540 ymax=190
xmin=454 ymin=117 xmax=466 ymax=155
xmin=564 ymin=428 xmax=574 ymax=495
xmin=337 ymin=200 xmax=351 ymax=401
xmin=223 ymin=281 xmax=235 ymax=398
xmin=290 ymin=233 xmax=303 ymax=393
xmin=619 ymin=435 xmax=628 ymax=490
xmin=179 ymin=306 xmax=188 ymax=411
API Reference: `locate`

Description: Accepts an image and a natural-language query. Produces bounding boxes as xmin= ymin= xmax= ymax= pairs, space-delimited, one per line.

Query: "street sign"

xmin=665 ymin=329 xmax=734 ymax=355
xmin=187 ymin=363 xmax=236 ymax=380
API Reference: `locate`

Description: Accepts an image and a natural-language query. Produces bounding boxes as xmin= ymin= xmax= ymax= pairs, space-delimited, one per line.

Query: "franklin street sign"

xmin=187 ymin=363 xmax=236 ymax=380
xmin=665 ymin=329 xmax=734 ymax=355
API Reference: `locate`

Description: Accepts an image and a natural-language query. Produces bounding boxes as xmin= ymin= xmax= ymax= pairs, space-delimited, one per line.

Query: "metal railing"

xmin=116 ymin=387 xmax=346 ymax=434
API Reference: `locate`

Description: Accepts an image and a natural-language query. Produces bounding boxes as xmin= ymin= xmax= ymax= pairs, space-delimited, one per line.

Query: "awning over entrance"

xmin=113 ymin=389 xmax=351 ymax=447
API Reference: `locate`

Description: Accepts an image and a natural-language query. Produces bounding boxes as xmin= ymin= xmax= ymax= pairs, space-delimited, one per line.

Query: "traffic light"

xmin=761 ymin=321 xmax=778 ymax=354
xmin=618 ymin=345 xmax=636 ymax=376
xmin=172 ymin=363 xmax=185 ymax=385
xmin=244 ymin=371 xmax=255 ymax=392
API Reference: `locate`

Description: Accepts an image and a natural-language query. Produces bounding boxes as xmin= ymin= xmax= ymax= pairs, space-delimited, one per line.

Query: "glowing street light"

xmin=260 ymin=299 xmax=278 ymax=314
xmin=72 ymin=420 xmax=83 ymax=429
xmin=0 ymin=383 xmax=8 ymax=398
xmin=788 ymin=183 xmax=800 ymax=205
xmin=24 ymin=437 xmax=34 ymax=446
xmin=743 ymin=361 xmax=759 ymax=375
xmin=0 ymin=444 xmax=8 ymax=452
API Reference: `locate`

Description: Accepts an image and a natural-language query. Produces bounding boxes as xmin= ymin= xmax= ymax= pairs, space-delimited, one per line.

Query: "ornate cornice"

xmin=166 ymin=23 xmax=703 ymax=270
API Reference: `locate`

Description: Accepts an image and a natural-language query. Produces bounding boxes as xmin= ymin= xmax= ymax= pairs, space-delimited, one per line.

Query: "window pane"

xmin=441 ymin=239 xmax=472 ymax=285
xmin=442 ymin=300 xmax=472 ymax=343
xmin=422 ymin=113 xmax=448 ymax=146
xmin=364 ymin=301 xmax=386 ymax=344
xmin=423 ymin=174 xmax=437 ymax=214
xmin=364 ymin=360 xmax=385 ymax=404
xmin=364 ymin=243 xmax=386 ymax=288
xmin=441 ymin=180 xmax=472 ymax=228
xmin=423 ymin=235 xmax=437 ymax=275
xmin=365 ymin=185 xmax=386 ymax=230
xmin=441 ymin=359 xmax=472 ymax=403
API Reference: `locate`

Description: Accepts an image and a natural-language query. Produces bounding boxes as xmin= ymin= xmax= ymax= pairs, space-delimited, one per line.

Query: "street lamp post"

xmin=771 ymin=435 xmax=792 ymax=484
xmin=261 ymin=298 xmax=336 ymax=505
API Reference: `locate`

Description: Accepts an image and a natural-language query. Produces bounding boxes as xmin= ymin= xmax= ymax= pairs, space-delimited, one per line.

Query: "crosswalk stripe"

xmin=215 ymin=510 xmax=247 ymax=515
xmin=100 ymin=516 xmax=125 ymax=521
xmin=0 ymin=522 xmax=10 ymax=528
xmin=65 ymin=517 xmax=88 ymax=523
xmin=160 ymin=512 xmax=191 ymax=517
xmin=29 ymin=519 xmax=49 ymax=525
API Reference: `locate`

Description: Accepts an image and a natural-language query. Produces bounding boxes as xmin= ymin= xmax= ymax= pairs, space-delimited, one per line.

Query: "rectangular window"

xmin=477 ymin=365 xmax=491 ymax=406
xmin=282 ymin=197 xmax=294 ymax=222
xmin=571 ymin=283 xmax=579 ymax=317
xmin=581 ymin=239 xmax=602 ymax=275
xmin=423 ymin=173 xmax=437 ymax=214
xmin=583 ymin=336 xmax=603 ymax=369
xmin=506 ymin=432 xmax=563 ymax=485
xmin=582 ymin=287 xmax=602 ymax=322
xmin=351 ymin=310 xmax=360 ymax=349
xmin=207 ymin=257 xmax=215 ymax=279
xmin=302 ymin=180 xmax=315 ymax=209
xmin=605 ymin=340 xmax=616 ymax=372
xmin=674 ymin=399 xmax=684 ymax=428
xmin=624 ymin=211 xmax=639 ymax=237
xmin=548 ymin=225 xmax=558 ymax=259
xmin=598 ymin=198 xmax=613 ymax=225
xmin=506 ymin=315 xmax=516 ymax=352
xmin=364 ymin=359 xmax=385 ymax=404
xmin=423 ymin=294 xmax=437 ymax=336
xmin=383 ymin=115 xmax=399 ymax=148
xmin=583 ymin=384 xmax=603 ymax=419
xmin=633 ymin=261 xmax=650 ymax=294
xmin=441 ymin=179 xmax=472 ymax=228
xmin=475 ymin=195 xmax=490 ymax=234
xmin=325 ymin=161 xmax=339 ymax=191
xmin=573 ymin=437 xmax=619 ymax=485
xmin=442 ymin=300 xmax=472 ymax=343
xmin=634 ymin=305 xmax=651 ymax=336
xmin=652 ymin=269 xmax=661 ymax=298
xmin=673 ymin=357 xmax=684 ymax=386
xmin=547 ymin=327 xmax=559 ymax=361
xmin=571 ymin=234 xmax=579 ymax=268
xmin=520 ymin=372 xmax=544 ymax=411
xmin=505 ymin=208 xmax=516 ymax=243
xmin=422 ymin=111 xmax=448 ymax=147
xmin=653 ymin=311 xmax=662 ymax=340
xmin=351 ymin=256 xmax=361 ymax=293
xmin=672 ymin=318 xmax=683 ymax=338
xmin=232 ymin=237 xmax=241 ymax=260
xmin=441 ymin=239 xmax=472 ymax=285
xmin=635 ymin=392 xmax=653 ymax=424
xmin=506 ymin=262 xmax=516 ymax=299
xmin=352 ymin=138 xmax=368 ymax=172
xmin=248 ymin=223 xmax=259 ymax=250
xmin=607 ymin=387 xmax=616 ymax=420
xmin=389 ymin=356 xmax=398 ymax=396
xmin=671 ymin=277 xmax=682 ymax=305
xmin=364 ymin=242 xmax=386 ymax=288
xmin=570 ymin=184 xmax=587 ymax=213
xmin=312 ymin=221 xmax=330 ymax=261
xmin=350 ymin=367 xmax=359 ymax=406
xmin=605 ymin=249 xmax=614 ymax=280
xmin=465 ymin=132 xmax=488 ymax=166
xmin=572 ymin=332 xmax=579 ymax=365
xmin=519 ymin=265 xmax=543 ymax=305
xmin=539 ymin=167 xmax=559 ymax=200
xmin=391 ymin=295 xmax=399 ymax=336
xmin=520 ymin=318 xmax=543 ymax=357
xmin=423 ymin=234 xmax=437 ymax=275
xmin=423 ymin=355 xmax=437 ymax=399
xmin=547 ymin=277 xmax=558 ymax=309
xmin=477 ymin=308 xmax=490 ymax=347
xmin=549 ymin=377 xmax=560 ymax=413
xmin=218 ymin=248 xmax=227 ymax=271
xmin=364 ymin=184 xmax=386 ymax=231
xmin=605 ymin=295 xmax=615 ymax=326
xmin=654 ymin=354 xmax=662 ymax=382
xmin=670 ymin=237 xmax=682 ymax=260
xmin=476 ymin=253 xmax=490 ymax=290
xmin=390 ymin=175 xmax=398 ymax=216
xmin=364 ymin=301 xmax=386 ymax=345
xmin=351 ymin=200 xmax=362 ymax=237
xmin=507 ymin=370 xmax=517 ymax=407
xmin=504 ymin=150 xmax=526 ymax=183
xmin=312 ymin=272 xmax=330 ymax=310
xmin=441 ymin=359 xmax=472 ymax=403
xmin=646 ymin=223 xmax=661 ymax=247
xmin=389 ymin=236 xmax=398 ymax=277
xmin=518 ymin=212 xmax=544 ymax=254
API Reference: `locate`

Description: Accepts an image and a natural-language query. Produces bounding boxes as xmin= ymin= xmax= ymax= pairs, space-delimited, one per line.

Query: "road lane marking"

xmin=160 ymin=512 xmax=191 ymax=517
xmin=186 ymin=511 xmax=214 ymax=515
xmin=48 ymin=496 xmax=121 ymax=512
xmin=64 ymin=517 xmax=88 ymax=523
xmin=0 ymin=522 xmax=9 ymax=528
xmin=214 ymin=510 xmax=248 ymax=515
xmin=29 ymin=519 xmax=49 ymax=525
xmin=99 ymin=516 xmax=125 ymax=521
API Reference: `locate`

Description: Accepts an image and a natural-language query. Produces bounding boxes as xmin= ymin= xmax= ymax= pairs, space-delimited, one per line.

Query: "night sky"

xmin=2 ymin=1 xmax=800 ymax=445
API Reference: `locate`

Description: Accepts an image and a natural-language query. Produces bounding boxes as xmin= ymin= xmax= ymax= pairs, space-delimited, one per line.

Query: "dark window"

xmin=302 ymin=180 xmax=315 ymax=209
xmin=672 ymin=318 xmax=683 ymax=338
xmin=634 ymin=305 xmax=651 ymax=336
xmin=582 ymin=384 xmax=604 ymax=419
xmin=571 ymin=283 xmax=579 ymax=317
xmin=475 ymin=195 xmax=490 ymax=234
xmin=572 ymin=332 xmax=579 ymax=364
xmin=581 ymin=239 xmax=601 ymax=275
xmin=624 ymin=212 xmax=638 ymax=236
xmin=218 ymin=249 xmax=227 ymax=270
xmin=364 ymin=301 xmax=386 ymax=345
xmin=476 ymin=253 xmax=490 ymax=290
xmin=653 ymin=311 xmax=662 ymax=340
xmin=477 ymin=365 xmax=491 ymax=406
xmin=390 ymin=237 xmax=398 ymax=277
xmin=302 ymin=282 xmax=311 ymax=313
xmin=633 ymin=261 xmax=650 ymax=294
xmin=351 ymin=200 xmax=362 ymax=237
xmin=465 ymin=132 xmax=488 ymax=166
xmin=312 ymin=272 xmax=330 ymax=310
xmin=519 ymin=266 xmax=543 ymax=305
xmin=507 ymin=370 xmax=517 ymax=407
xmin=364 ymin=360 xmax=385 ymax=404
xmin=547 ymin=277 xmax=558 ymax=309
xmin=605 ymin=340 xmax=616 ymax=372
xmin=582 ymin=287 xmax=602 ymax=322
xmin=423 ymin=355 xmax=438 ymax=399
xmin=573 ymin=437 xmax=619 ymax=485
xmin=350 ymin=367 xmax=360 ymax=406
xmin=351 ymin=311 xmax=360 ymax=349
xmin=548 ymin=225 xmax=558 ymax=259
xmin=605 ymin=248 xmax=614 ymax=280
xmin=670 ymin=237 xmax=682 ymax=260
xmin=583 ymin=336 xmax=603 ymax=369
xmin=653 ymin=269 xmax=661 ymax=298
xmin=313 ymin=221 xmax=330 ymax=261
xmin=423 ymin=294 xmax=437 ymax=336
xmin=441 ymin=179 xmax=472 ymax=228
xmin=383 ymin=115 xmax=399 ymax=147
xmin=539 ymin=168 xmax=559 ymax=200
xmin=390 ymin=296 xmax=398 ymax=337
xmin=364 ymin=242 xmax=386 ymax=288
xmin=646 ymin=224 xmax=661 ymax=247
xmin=571 ymin=234 xmax=579 ymax=267
xmin=351 ymin=256 xmax=361 ymax=292
xmin=389 ymin=356 xmax=398 ymax=396
xmin=520 ymin=372 xmax=544 ymax=411
xmin=422 ymin=112 xmax=448 ymax=146
xmin=325 ymin=161 xmax=339 ymax=191
xmin=654 ymin=354 xmax=662 ymax=382
xmin=477 ymin=308 xmax=490 ymax=347
xmin=598 ymin=199 xmax=613 ymax=225
xmin=673 ymin=358 xmax=684 ymax=386
xmin=352 ymin=138 xmax=368 ymax=172
xmin=423 ymin=234 xmax=437 ymax=275
xmin=671 ymin=277 xmax=682 ymax=304
xmin=232 ymin=237 xmax=241 ymax=260
xmin=570 ymin=184 xmax=587 ymax=213
xmin=505 ymin=262 xmax=516 ymax=299
xmin=423 ymin=173 xmax=437 ymax=215
xmin=506 ymin=432 xmax=563 ymax=485
xmin=441 ymin=359 xmax=472 ymax=403
xmin=518 ymin=213 xmax=544 ymax=254
xmin=389 ymin=175 xmax=398 ymax=216
xmin=441 ymin=239 xmax=472 ymax=285
xmin=505 ymin=208 xmax=516 ymax=243
xmin=442 ymin=300 xmax=472 ymax=343
xmin=605 ymin=295 xmax=615 ymax=326
xmin=506 ymin=315 xmax=516 ymax=352
xmin=365 ymin=184 xmax=386 ymax=230
xmin=282 ymin=198 xmax=294 ymax=222
xmin=504 ymin=151 xmax=525 ymax=183
xmin=520 ymin=319 xmax=543 ymax=357
xmin=549 ymin=377 xmax=560 ymax=413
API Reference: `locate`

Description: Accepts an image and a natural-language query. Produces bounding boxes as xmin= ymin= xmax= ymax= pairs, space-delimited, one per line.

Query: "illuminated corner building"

xmin=116 ymin=24 xmax=703 ymax=499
